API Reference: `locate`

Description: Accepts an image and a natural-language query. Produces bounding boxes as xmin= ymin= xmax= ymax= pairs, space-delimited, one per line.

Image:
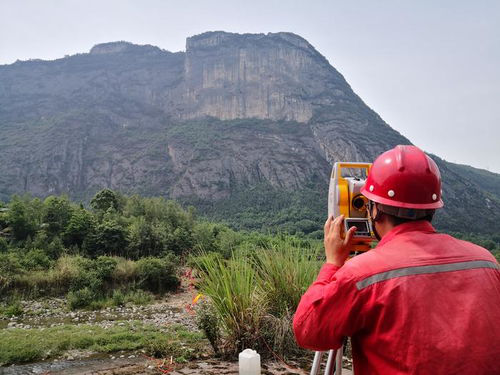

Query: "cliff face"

xmin=182 ymin=32 xmax=323 ymax=122
xmin=0 ymin=31 xmax=499 ymax=234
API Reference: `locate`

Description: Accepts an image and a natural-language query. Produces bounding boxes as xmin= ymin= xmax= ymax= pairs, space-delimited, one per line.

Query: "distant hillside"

xmin=1 ymin=31 xmax=499 ymax=235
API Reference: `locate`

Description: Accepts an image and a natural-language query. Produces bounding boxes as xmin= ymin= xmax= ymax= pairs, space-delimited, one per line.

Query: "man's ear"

xmin=371 ymin=203 xmax=383 ymax=222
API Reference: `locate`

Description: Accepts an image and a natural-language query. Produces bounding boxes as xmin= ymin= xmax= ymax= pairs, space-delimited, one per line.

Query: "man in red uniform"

xmin=293 ymin=145 xmax=500 ymax=374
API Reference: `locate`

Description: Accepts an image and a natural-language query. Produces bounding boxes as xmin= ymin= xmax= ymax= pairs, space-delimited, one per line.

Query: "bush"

xmin=112 ymin=289 xmax=125 ymax=306
xmin=136 ymin=255 xmax=179 ymax=294
xmin=46 ymin=236 xmax=65 ymax=259
xmin=124 ymin=289 xmax=153 ymax=305
xmin=19 ymin=249 xmax=52 ymax=271
xmin=196 ymin=301 xmax=221 ymax=354
xmin=113 ymin=257 xmax=137 ymax=285
xmin=94 ymin=256 xmax=117 ymax=281
xmin=0 ymin=299 xmax=24 ymax=317
xmin=67 ymin=287 xmax=95 ymax=310
xmin=0 ymin=252 xmax=23 ymax=276
xmin=0 ymin=237 xmax=8 ymax=253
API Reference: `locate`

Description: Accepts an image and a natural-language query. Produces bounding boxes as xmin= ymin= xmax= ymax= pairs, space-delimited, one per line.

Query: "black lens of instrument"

xmin=352 ymin=196 xmax=365 ymax=210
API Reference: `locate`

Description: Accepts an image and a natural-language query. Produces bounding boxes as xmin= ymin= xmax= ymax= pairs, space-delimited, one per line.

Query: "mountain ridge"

xmin=0 ymin=31 xmax=498 ymax=235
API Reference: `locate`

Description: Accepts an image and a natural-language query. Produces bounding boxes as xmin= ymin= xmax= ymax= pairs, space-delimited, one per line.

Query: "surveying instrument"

xmin=310 ymin=162 xmax=374 ymax=375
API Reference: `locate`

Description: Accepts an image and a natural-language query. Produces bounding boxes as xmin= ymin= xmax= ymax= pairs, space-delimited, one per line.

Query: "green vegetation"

xmin=0 ymin=191 xmax=197 ymax=307
xmin=193 ymin=237 xmax=322 ymax=359
xmin=448 ymin=232 xmax=500 ymax=262
xmin=190 ymin=183 xmax=326 ymax=237
xmin=0 ymin=188 xmax=498 ymax=367
xmin=0 ymin=322 xmax=206 ymax=365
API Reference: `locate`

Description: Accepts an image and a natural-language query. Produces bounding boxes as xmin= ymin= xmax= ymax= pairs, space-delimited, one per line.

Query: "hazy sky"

xmin=1 ymin=0 xmax=499 ymax=173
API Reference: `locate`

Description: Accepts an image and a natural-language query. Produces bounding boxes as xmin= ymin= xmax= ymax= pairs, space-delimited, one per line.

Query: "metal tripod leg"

xmin=310 ymin=351 xmax=325 ymax=375
xmin=335 ymin=345 xmax=343 ymax=375
xmin=310 ymin=346 xmax=344 ymax=375
xmin=324 ymin=349 xmax=336 ymax=374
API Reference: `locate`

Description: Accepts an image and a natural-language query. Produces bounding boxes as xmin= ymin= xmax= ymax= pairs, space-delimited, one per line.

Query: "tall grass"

xmin=254 ymin=238 xmax=321 ymax=316
xmin=193 ymin=237 xmax=322 ymax=358
xmin=195 ymin=252 xmax=266 ymax=354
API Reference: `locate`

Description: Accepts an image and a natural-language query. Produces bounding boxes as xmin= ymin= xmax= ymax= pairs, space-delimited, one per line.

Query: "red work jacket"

xmin=293 ymin=221 xmax=500 ymax=374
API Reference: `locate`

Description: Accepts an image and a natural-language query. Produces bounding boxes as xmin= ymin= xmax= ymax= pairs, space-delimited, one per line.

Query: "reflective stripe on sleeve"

xmin=356 ymin=260 xmax=499 ymax=290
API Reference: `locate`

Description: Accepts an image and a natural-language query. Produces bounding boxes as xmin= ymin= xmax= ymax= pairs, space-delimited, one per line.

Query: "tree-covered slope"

xmin=0 ymin=32 xmax=499 ymax=236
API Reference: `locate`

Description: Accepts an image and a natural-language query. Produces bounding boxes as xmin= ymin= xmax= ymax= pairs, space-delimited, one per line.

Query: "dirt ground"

xmin=11 ymin=357 xmax=311 ymax=375
xmin=1 ymin=272 xmax=353 ymax=375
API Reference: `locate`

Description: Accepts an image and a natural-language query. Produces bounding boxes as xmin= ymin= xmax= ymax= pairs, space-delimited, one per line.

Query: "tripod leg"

xmin=324 ymin=349 xmax=336 ymax=375
xmin=310 ymin=351 xmax=324 ymax=375
xmin=334 ymin=345 xmax=344 ymax=375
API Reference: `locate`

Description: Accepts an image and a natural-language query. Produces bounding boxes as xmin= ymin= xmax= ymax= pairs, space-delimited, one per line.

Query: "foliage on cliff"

xmin=1 ymin=32 xmax=499 ymax=237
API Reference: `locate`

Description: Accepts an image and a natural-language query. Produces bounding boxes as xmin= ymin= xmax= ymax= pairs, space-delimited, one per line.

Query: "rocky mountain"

xmin=0 ymin=31 xmax=498 ymax=235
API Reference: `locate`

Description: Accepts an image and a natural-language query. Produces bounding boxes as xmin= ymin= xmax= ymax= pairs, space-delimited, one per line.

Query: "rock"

xmin=0 ymin=32 xmax=497 ymax=235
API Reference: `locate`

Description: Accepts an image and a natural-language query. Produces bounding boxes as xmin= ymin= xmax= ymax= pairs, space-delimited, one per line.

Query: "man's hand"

xmin=324 ymin=215 xmax=357 ymax=267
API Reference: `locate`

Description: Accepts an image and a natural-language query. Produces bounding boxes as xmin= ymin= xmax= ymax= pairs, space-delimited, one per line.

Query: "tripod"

xmin=310 ymin=341 xmax=347 ymax=375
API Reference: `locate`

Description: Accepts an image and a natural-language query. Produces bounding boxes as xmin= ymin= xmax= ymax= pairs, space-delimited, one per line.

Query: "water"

xmin=0 ymin=355 xmax=141 ymax=375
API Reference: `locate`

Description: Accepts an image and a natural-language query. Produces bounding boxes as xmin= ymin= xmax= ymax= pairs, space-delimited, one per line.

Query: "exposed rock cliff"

xmin=0 ymin=31 xmax=498 ymax=234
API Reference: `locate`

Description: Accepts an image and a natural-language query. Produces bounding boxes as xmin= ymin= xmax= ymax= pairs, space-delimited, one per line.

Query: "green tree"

xmin=6 ymin=196 xmax=42 ymax=241
xmin=85 ymin=219 xmax=127 ymax=257
xmin=127 ymin=216 xmax=161 ymax=258
xmin=43 ymin=196 xmax=72 ymax=237
xmin=90 ymin=189 xmax=123 ymax=213
xmin=64 ymin=208 xmax=95 ymax=248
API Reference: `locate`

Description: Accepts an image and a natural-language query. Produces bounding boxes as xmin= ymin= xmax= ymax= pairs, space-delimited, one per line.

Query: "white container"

xmin=239 ymin=348 xmax=261 ymax=375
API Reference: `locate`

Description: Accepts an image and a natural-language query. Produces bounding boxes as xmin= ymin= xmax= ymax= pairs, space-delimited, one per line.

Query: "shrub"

xmin=0 ymin=299 xmax=24 ymax=317
xmin=124 ymin=290 xmax=153 ymax=305
xmin=136 ymin=255 xmax=179 ymax=293
xmin=0 ymin=237 xmax=8 ymax=253
xmin=19 ymin=248 xmax=52 ymax=271
xmin=67 ymin=287 xmax=95 ymax=310
xmin=113 ymin=257 xmax=137 ymax=285
xmin=94 ymin=256 xmax=117 ymax=281
xmin=112 ymin=289 xmax=125 ymax=306
xmin=46 ymin=236 xmax=65 ymax=259
xmin=0 ymin=252 xmax=22 ymax=276
xmin=196 ymin=301 xmax=221 ymax=354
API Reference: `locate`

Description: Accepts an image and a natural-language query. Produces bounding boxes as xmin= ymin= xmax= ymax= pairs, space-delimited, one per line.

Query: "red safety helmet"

xmin=361 ymin=145 xmax=444 ymax=209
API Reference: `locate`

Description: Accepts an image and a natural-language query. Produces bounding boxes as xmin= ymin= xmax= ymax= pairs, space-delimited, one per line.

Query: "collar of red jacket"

xmin=377 ymin=220 xmax=437 ymax=247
